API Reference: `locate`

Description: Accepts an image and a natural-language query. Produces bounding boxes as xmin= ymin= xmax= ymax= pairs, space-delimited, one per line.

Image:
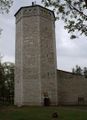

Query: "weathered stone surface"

xmin=15 ymin=5 xmax=87 ymax=106
xmin=57 ymin=70 xmax=87 ymax=105
xmin=15 ymin=5 xmax=57 ymax=106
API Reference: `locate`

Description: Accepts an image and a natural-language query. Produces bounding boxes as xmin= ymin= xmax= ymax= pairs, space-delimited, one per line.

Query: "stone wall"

xmin=15 ymin=6 xmax=41 ymax=106
xmin=39 ymin=9 xmax=58 ymax=105
xmin=15 ymin=5 xmax=58 ymax=106
xmin=15 ymin=5 xmax=87 ymax=107
xmin=57 ymin=70 xmax=87 ymax=105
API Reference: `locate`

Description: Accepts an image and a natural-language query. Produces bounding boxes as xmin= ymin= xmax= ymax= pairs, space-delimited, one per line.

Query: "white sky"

xmin=0 ymin=0 xmax=87 ymax=72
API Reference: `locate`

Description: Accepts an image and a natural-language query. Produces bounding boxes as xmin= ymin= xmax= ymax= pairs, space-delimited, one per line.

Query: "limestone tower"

xmin=15 ymin=5 xmax=58 ymax=106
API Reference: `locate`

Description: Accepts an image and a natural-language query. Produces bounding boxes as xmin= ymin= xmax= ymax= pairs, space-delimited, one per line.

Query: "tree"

xmin=0 ymin=0 xmax=13 ymax=34
xmin=72 ymin=65 xmax=82 ymax=75
xmin=0 ymin=59 xmax=14 ymax=105
xmin=72 ymin=65 xmax=87 ymax=78
xmin=2 ymin=62 xmax=14 ymax=104
xmin=83 ymin=67 xmax=87 ymax=78
xmin=0 ymin=61 xmax=5 ymax=103
xmin=0 ymin=0 xmax=13 ymax=14
xmin=42 ymin=0 xmax=87 ymax=39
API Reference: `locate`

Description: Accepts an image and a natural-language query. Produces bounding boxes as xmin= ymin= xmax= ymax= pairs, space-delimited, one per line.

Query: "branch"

xmin=84 ymin=0 xmax=87 ymax=7
xmin=66 ymin=0 xmax=87 ymax=18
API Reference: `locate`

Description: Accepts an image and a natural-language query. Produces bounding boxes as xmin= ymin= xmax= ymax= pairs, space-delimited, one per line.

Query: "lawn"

xmin=0 ymin=106 xmax=87 ymax=120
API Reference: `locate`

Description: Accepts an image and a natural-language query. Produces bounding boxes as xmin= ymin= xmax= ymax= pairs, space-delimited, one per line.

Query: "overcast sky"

xmin=0 ymin=0 xmax=87 ymax=72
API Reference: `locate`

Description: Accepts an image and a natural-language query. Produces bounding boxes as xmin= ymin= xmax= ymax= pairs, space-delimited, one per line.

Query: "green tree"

xmin=0 ymin=61 xmax=5 ymax=103
xmin=2 ymin=62 xmax=14 ymax=104
xmin=83 ymin=67 xmax=87 ymax=78
xmin=0 ymin=58 xmax=14 ymax=104
xmin=0 ymin=0 xmax=13 ymax=14
xmin=72 ymin=65 xmax=82 ymax=75
xmin=42 ymin=0 xmax=87 ymax=38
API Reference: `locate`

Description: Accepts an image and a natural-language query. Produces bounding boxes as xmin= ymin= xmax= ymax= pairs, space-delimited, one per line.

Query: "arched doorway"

xmin=43 ymin=92 xmax=50 ymax=106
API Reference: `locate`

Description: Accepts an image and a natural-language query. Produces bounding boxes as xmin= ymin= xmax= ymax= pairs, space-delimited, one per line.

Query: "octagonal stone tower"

xmin=15 ymin=5 xmax=58 ymax=106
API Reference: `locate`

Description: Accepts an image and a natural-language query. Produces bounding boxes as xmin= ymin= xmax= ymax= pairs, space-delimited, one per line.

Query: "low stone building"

xmin=57 ymin=70 xmax=87 ymax=105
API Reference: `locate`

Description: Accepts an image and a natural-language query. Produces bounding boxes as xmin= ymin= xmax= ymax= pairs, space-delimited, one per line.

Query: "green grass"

xmin=0 ymin=106 xmax=87 ymax=120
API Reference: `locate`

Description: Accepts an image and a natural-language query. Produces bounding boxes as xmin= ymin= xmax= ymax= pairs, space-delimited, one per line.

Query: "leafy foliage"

xmin=0 ymin=61 xmax=14 ymax=104
xmin=42 ymin=0 xmax=87 ymax=38
xmin=83 ymin=67 xmax=87 ymax=78
xmin=0 ymin=0 xmax=13 ymax=14
xmin=72 ymin=65 xmax=82 ymax=75
xmin=0 ymin=0 xmax=13 ymax=35
xmin=72 ymin=65 xmax=87 ymax=78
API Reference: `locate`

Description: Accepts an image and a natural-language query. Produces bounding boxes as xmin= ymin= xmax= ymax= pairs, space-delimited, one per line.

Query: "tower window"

xmin=49 ymin=12 xmax=51 ymax=16
xmin=29 ymin=9 xmax=31 ymax=11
